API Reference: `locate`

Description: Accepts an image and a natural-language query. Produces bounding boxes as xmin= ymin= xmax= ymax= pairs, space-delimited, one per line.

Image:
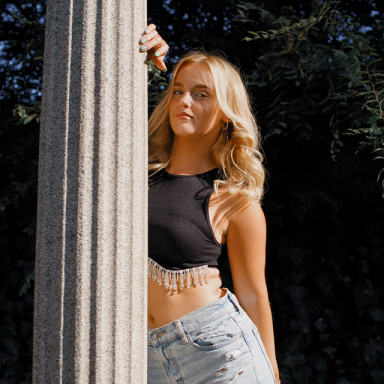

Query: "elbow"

xmin=236 ymin=292 xmax=270 ymax=308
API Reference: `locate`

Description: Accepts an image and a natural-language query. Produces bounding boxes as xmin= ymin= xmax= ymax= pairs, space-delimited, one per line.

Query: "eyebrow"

xmin=173 ymin=82 xmax=211 ymax=90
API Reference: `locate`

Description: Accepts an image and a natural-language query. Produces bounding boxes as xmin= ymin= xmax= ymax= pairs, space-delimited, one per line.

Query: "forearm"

xmin=237 ymin=294 xmax=279 ymax=382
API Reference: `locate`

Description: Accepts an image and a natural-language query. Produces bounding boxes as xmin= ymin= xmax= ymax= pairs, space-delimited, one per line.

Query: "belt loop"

xmin=175 ymin=320 xmax=188 ymax=344
xmin=228 ymin=290 xmax=242 ymax=312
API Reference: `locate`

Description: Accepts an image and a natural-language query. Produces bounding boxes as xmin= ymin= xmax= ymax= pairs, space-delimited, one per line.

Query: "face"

xmin=168 ymin=63 xmax=227 ymax=140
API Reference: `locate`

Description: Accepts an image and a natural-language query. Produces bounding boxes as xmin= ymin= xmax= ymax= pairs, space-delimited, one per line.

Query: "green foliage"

xmin=12 ymin=101 xmax=41 ymax=125
xmin=0 ymin=3 xmax=45 ymax=381
xmin=229 ymin=1 xmax=384 ymax=382
xmin=19 ymin=269 xmax=35 ymax=297
xmin=147 ymin=60 xmax=168 ymax=112
xmin=236 ymin=0 xmax=384 ymax=195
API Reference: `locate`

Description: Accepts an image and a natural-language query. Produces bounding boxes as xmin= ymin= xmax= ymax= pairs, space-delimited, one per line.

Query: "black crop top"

xmin=148 ymin=167 xmax=228 ymax=291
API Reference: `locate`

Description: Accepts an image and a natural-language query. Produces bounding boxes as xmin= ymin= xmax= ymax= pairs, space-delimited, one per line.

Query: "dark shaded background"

xmin=1 ymin=0 xmax=383 ymax=383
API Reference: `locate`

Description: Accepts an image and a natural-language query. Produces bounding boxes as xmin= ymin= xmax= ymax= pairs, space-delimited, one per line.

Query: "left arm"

xmin=226 ymin=199 xmax=279 ymax=383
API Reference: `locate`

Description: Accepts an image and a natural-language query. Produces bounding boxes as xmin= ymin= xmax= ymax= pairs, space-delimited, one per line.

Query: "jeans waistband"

xmin=148 ymin=288 xmax=243 ymax=346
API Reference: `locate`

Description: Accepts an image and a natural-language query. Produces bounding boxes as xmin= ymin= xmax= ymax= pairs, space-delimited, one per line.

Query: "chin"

xmin=171 ymin=124 xmax=197 ymax=137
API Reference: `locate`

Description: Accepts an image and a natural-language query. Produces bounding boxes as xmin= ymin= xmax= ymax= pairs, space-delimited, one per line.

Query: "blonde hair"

xmin=148 ymin=49 xmax=266 ymax=203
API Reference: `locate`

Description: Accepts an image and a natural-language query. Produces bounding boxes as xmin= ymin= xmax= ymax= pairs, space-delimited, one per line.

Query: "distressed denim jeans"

xmin=148 ymin=289 xmax=277 ymax=384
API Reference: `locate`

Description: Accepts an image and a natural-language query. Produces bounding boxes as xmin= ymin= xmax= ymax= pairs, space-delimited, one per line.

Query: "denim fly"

xmin=147 ymin=289 xmax=277 ymax=384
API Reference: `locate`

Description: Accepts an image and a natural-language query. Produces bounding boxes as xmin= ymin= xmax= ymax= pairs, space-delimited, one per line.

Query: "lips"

xmin=176 ymin=112 xmax=193 ymax=118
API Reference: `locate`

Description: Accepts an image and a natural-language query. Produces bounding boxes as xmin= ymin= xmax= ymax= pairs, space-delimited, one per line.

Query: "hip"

xmin=147 ymin=288 xmax=277 ymax=384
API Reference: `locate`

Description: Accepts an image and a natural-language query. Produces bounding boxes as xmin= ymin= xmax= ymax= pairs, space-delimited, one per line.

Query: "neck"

xmin=167 ymin=135 xmax=217 ymax=175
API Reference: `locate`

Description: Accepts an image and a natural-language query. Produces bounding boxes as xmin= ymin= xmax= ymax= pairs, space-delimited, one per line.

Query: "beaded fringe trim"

xmin=148 ymin=257 xmax=210 ymax=291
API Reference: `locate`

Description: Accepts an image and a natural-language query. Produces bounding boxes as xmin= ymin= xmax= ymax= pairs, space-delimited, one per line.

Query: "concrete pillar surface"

xmin=33 ymin=0 xmax=147 ymax=383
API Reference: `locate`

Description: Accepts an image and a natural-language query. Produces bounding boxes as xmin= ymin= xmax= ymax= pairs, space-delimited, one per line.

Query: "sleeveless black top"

xmin=148 ymin=167 xmax=228 ymax=290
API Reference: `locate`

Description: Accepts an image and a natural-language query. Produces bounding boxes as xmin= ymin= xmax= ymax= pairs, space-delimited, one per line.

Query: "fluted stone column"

xmin=33 ymin=0 xmax=147 ymax=383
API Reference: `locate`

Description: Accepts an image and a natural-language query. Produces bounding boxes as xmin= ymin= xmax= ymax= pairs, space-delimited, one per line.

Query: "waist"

xmin=147 ymin=288 xmax=243 ymax=345
xmin=148 ymin=267 xmax=224 ymax=328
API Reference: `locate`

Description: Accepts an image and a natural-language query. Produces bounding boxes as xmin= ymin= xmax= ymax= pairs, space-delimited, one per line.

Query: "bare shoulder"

xmin=214 ymin=187 xmax=265 ymax=227
xmin=230 ymin=196 xmax=265 ymax=226
xmin=210 ymin=186 xmax=265 ymax=243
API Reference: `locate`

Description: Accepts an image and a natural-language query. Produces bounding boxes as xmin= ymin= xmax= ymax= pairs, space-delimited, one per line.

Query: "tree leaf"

xmin=367 ymin=114 xmax=381 ymax=124
xmin=322 ymin=104 xmax=334 ymax=114
xmin=367 ymin=59 xmax=383 ymax=67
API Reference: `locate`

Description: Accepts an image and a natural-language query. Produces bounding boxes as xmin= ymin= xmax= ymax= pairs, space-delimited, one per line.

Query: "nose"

xmin=179 ymin=92 xmax=192 ymax=107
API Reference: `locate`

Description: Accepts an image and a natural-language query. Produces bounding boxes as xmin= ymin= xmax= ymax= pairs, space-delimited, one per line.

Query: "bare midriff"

xmin=148 ymin=267 xmax=227 ymax=329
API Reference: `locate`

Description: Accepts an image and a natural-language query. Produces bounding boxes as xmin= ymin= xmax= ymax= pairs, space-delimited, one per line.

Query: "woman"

xmin=140 ymin=24 xmax=280 ymax=384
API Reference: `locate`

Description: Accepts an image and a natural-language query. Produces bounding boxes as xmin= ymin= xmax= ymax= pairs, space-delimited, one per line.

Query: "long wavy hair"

xmin=148 ymin=50 xmax=266 ymax=203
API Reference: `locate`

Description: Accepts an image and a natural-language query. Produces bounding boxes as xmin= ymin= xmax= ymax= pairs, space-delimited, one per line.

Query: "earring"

xmin=222 ymin=121 xmax=233 ymax=142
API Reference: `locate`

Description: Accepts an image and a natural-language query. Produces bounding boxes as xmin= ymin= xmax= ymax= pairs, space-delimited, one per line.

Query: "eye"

xmin=197 ymin=93 xmax=208 ymax=98
xmin=173 ymin=90 xmax=182 ymax=95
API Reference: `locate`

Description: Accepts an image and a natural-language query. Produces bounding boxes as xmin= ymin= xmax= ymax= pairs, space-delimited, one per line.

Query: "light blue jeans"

xmin=148 ymin=289 xmax=277 ymax=383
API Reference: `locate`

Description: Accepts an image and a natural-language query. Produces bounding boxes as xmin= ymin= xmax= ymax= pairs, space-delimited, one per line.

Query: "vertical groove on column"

xmin=114 ymin=0 xmax=148 ymax=381
xmin=86 ymin=1 xmax=101 ymax=382
xmin=33 ymin=0 xmax=148 ymax=382
xmin=70 ymin=0 xmax=97 ymax=382
xmin=62 ymin=0 xmax=85 ymax=381
xmin=95 ymin=0 xmax=118 ymax=381
xmin=128 ymin=0 xmax=148 ymax=381
xmin=34 ymin=0 xmax=75 ymax=382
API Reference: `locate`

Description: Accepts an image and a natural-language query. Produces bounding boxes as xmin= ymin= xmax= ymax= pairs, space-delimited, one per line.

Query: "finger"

xmin=139 ymin=24 xmax=157 ymax=47
xmin=139 ymin=29 xmax=158 ymax=46
xmin=143 ymin=23 xmax=156 ymax=35
xmin=153 ymin=56 xmax=167 ymax=72
xmin=150 ymin=42 xmax=169 ymax=60
xmin=147 ymin=40 xmax=168 ymax=58
xmin=140 ymin=35 xmax=163 ymax=53
xmin=149 ymin=43 xmax=169 ymax=71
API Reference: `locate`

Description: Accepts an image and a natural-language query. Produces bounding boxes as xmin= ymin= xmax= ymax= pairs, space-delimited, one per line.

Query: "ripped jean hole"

xmin=228 ymin=370 xmax=244 ymax=384
xmin=226 ymin=349 xmax=241 ymax=361
xmin=216 ymin=364 xmax=232 ymax=376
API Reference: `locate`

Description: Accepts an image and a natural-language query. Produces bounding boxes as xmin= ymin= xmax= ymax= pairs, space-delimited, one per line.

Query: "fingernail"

xmin=162 ymin=68 xmax=168 ymax=72
xmin=141 ymin=46 xmax=147 ymax=51
xmin=141 ymin=38 xmax=146 ymax=43
xmin=155 ymin=52 xmax=160 ymax=57
xmin=145 ymin=29 xmax=150 ymax=33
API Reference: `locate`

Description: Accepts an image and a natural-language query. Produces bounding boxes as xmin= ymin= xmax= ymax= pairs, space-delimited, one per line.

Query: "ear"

xmin=223 ymin=116 xmax=232 ymax=123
